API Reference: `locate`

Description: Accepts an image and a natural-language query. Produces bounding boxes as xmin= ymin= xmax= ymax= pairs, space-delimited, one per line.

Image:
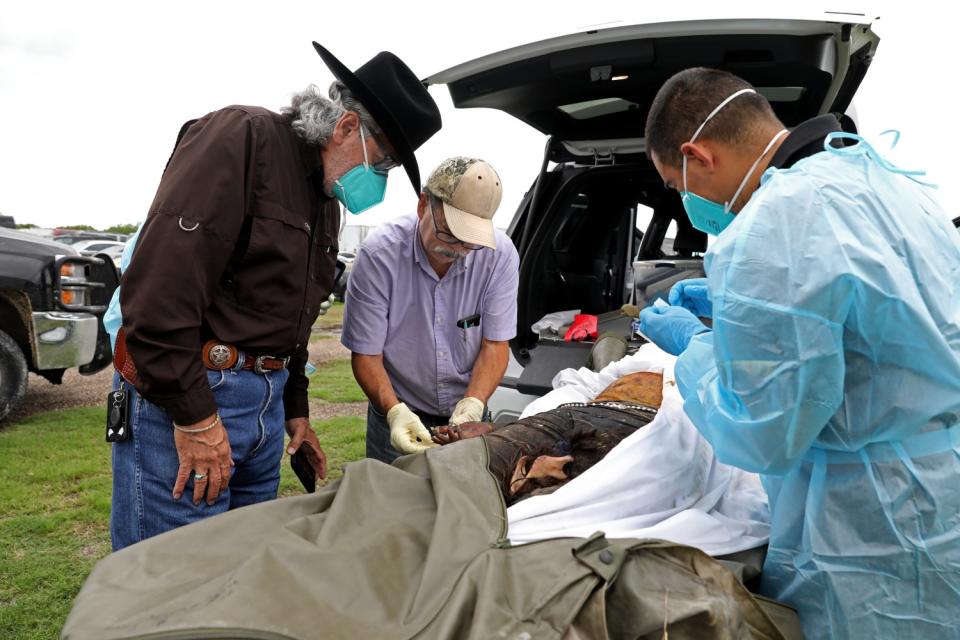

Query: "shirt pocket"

xmin=248 ymin=201 xmax=311 ymax=253
xmin=451 ymin=326 xmax=483 ymax=375
xmin=238 ymin=202 xmax=310 ymax=311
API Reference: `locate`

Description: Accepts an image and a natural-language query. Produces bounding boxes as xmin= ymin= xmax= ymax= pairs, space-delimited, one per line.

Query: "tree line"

xmin=15 ymin=223 xmax=140 ymax=234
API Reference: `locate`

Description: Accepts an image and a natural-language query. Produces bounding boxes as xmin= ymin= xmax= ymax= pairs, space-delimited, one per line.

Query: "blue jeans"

xmin=110 ymin=368 xmax=289 ymax=551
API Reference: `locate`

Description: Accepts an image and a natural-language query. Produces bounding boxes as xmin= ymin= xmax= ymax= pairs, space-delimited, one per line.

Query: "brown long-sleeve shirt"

xmin=121 ymin=106 xmax=340 ymax=424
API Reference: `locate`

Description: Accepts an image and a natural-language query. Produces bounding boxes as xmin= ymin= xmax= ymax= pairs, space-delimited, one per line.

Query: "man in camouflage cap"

xmin=341 ymin=157 xmax=520 ymax=463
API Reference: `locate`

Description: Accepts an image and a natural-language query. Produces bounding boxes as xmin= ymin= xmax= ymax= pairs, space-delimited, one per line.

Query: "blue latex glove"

xmin=638 ymin=305 xmax=710 ymax=356
xmin=668 ymin=278 xmax=712 ymax=318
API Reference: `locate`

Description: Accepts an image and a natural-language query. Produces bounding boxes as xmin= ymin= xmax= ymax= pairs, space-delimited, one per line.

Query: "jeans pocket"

xmin=207 ymin=369 xmax=227 ymax=391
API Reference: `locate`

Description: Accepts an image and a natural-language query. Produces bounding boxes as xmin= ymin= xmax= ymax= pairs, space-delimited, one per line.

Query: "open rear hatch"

xmin=426 ymin=16 xmax=879 ymax=399
xmin=426 ymin=16 xmax=879 ymax=143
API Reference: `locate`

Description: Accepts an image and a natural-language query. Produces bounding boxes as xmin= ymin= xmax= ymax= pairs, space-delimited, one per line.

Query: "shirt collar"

xmin=297 ymin=136 xmax=323 ymax=175
xmin=293 ymin=128 xmax=329 ymax=201
xmin=769 ymin=114 xmax=843 ymax=170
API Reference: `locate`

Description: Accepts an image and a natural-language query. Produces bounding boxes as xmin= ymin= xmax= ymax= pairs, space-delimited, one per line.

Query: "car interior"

xmin=500 ymin=154 xmax=711 ymax=396
xmin=509 ymin=158 xmax=705 ymax=349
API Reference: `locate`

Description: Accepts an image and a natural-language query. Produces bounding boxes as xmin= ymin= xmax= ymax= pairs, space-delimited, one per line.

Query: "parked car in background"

xmin=98 ymin=244 xmax=125 ymax=271
xmin=72 ymin=239 xmax=126 ymax=256
xmin=0 ymin=227 xmax=118 ymax=421
xmin=426 ymin=13 xmax=886 ymax=423
xmin=52 ymin=228 xmax=130 ymax=246
xmin=333 ymin=252 xmax=354 ymax=302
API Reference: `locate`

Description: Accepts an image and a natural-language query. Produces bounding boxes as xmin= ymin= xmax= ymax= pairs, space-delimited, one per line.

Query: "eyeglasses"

xmin=430 ymin=204 xmax=484 ymax=251
xmin=366 ymin=129 xmax=400 ymax=173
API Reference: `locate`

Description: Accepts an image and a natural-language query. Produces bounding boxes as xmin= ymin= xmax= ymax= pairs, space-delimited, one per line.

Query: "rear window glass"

xmin=551 ymin=196 xmax=590 ymax=252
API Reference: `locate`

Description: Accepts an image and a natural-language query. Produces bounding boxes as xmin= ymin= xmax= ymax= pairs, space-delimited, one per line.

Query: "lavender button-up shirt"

xmin=341 ymin=214 xmax=519 ymax=416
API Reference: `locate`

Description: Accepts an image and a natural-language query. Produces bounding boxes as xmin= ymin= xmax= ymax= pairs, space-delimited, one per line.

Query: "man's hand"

xmin=668 ymin=278 xmax=713 ymax=319
xmin=638 ymin=305 xmax=710 ymax=356
xmin=285 ymin=417 xmax=327 ymax=481
xmin=172 ymin=414 xmax=233 ymax=505
xmin=387 ymin=403 xmax=437 ymax=454
xmin=449 ymin=397 xmax=485 ymax=426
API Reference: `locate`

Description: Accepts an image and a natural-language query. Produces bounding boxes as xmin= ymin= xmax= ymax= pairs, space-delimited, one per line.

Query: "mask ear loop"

xmin=683 ymin=87 xmax=757 ymax=198
xmin=724 ymin=128 xmax=789 ymax=213
xmin=682 ymin=153 xmax=688 ymax=194
xmin=359 ymin=125 xmax=371 ymax=169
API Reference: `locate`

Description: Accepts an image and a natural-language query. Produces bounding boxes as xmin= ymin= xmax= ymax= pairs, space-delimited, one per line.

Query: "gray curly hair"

xmin=282 ymin=82 xmax=382 ymax=146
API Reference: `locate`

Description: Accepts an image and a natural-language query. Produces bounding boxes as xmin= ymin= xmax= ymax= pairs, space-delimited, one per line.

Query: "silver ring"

xmin=194 ymin=473 xmax=207 ymax=481
xmin=179 ymin=217 xmax=199 ymax=232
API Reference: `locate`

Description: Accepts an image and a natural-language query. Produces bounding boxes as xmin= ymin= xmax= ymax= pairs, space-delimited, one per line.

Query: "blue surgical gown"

xmin=676 ymin=143 xmax=960 ymax=638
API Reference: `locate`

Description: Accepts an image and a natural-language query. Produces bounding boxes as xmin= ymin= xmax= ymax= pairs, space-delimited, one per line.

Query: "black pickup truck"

xmin=0 ymin=227 xmax=118 ymax=422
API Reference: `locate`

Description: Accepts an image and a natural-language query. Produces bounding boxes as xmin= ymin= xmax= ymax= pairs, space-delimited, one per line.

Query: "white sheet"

xmin=506 ymin=344 xmax=770 ymax=556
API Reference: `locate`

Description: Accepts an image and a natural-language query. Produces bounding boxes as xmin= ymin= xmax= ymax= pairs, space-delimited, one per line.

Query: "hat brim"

xmin=441 ymin=202 xmax=497 ymax=250
xmin=313 ymin=42 xmax=422 ymax=194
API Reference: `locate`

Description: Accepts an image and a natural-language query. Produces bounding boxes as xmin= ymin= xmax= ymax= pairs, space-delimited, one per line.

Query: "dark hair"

xmin=645 ymin=68 xmax=782 ymax=167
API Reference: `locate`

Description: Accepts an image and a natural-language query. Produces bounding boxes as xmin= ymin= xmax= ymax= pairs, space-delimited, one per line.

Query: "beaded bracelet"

xmin=174 ymin=413 xmax=220 ymax=434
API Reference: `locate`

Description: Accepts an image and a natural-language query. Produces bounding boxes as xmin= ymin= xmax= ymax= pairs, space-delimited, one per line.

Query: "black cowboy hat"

xmin=313 ymin=42 xmax=442 ymax=194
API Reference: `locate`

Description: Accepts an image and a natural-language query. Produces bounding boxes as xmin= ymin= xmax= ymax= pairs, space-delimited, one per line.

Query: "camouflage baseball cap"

xmin=424 ymin=157 xmax=502 ymax=250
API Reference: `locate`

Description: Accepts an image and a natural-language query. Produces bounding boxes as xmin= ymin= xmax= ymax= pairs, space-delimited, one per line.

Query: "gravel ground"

xmin=308 ymin=400 xmax=366 ymax=421
xmin=5 ymin=328 xmax=360 ymax=425
xmin=6 ymin=368 xmax=116 ymax=424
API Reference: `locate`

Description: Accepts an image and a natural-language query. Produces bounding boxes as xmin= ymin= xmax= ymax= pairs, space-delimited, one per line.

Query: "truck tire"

xmin=0 ymin=329 xmax=28 ymax=423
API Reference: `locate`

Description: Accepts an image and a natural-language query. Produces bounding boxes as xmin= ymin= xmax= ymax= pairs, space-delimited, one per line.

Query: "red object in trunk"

xmin=564 ymin=314 xmax=598 ymax=341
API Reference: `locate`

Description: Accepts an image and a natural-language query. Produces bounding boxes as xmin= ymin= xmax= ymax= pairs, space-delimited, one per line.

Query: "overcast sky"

xmin=1 ymin=1 xmax=955 ymax=232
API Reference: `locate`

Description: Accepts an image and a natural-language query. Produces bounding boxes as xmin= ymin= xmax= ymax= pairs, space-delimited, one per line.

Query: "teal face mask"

xmin=680 ymin=88 xmax=787 ymax=235
xmin=679 ymin=188 xmax=737 ymax=236
xmin=333 ymin=127 xmax=388 ymax=214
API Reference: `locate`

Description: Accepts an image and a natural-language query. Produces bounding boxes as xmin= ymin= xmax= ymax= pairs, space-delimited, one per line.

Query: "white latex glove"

xmin=317 ymin=293 xmax=335 ymax=316
xmin=387 ymin=403 xmax=437 ymax=454
xmin=449 ymin=397 xmax=485 ymax=427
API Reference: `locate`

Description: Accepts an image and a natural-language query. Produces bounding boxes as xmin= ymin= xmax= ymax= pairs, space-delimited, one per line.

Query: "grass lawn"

xmin=313 ymin=300 xmax=345 ymax=331
xmin=0 ymin=404 xmax=365 ymax=639
xmin=307 ymin=358 xmax=365 ymax=403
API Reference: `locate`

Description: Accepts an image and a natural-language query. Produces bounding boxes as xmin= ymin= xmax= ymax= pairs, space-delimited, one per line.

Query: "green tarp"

xmin=63 ymin=438 xmax=800 ymax=639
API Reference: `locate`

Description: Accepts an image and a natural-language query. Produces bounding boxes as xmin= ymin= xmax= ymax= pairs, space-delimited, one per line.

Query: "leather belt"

xmin=113 ymin=329 xmax=289 ymax=386
xmin=113 ymin=328 xmax=138 ymax=385
xmin=202 ymin=340 xmax=289 ymax=374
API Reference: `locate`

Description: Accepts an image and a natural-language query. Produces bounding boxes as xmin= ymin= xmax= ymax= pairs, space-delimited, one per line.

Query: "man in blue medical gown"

xmin=639 ymin=67 xmax=960 ymax=639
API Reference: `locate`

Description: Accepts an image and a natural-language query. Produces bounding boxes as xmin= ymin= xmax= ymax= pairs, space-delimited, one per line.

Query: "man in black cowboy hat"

xmin=109 ymin=44 xmax=441 ymax=550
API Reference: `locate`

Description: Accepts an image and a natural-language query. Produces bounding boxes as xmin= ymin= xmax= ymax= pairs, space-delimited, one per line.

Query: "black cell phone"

xmin=105 ymin=388 xmax=131 ymax=442
xmin=290 ymin=448 xmax=316 ymax=493
xmin=456 ymin=313 xmax=481 ymax=329
xmin=333 ymin=259 xmax=347 ymax=287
